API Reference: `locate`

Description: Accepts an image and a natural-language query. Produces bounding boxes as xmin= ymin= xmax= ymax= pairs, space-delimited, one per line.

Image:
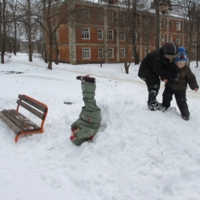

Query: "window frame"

xmin=108 ymin=12 xmax=113 ymax=22
xmin=108 ymin=30 xmax=114 ymax=40
xmin=176 ymin=36 xmax=180 ymax=44
xmin=82 ymin=28 xmax=90 ymax=39
xmin=144 ymin=49 xmax=149 ymax=57
xmin=169 ymin=21 xmax=172 ymax=29
xmin=98 ymin=10 xmax=103 ymax=21
xmin=108 ymin=48 xmax=114 ymax=58
xmin=98 ymin=29 xmax=103 ymax=40
xmin=161 ymin=35 xmax=165 ymax=43
xmin=176 ymin=22 xmax=181 ymax=31
xmin=82 ymin=48 xmax=91 ymax=59
xmin=121 ymin=48 xmax=125 ymax=58
xmin=120 ymin=32 xmax=125 ymax=41
xmin=98 ymin=48 xmax=103 ymax=59
xmin=81 ymin=9 xmax=90 ymax=19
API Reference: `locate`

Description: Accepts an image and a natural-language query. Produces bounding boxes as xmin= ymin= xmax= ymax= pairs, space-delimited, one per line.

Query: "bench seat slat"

xmin=0 ymin=111 xmax=22 ymax=134
xmin=2 ymin=109 xmax=40 ymax=132
xmin=16 ymin=100 xmax=44 ymax=119
xmin=18 ymin=94 xmax=47 ymax=112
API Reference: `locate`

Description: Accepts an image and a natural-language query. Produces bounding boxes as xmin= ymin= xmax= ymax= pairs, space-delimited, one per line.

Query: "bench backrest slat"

xmin=17 ymin=100 xmax=44 ymax=119
xmin=18 ymin=94 xmax=47 ymax=113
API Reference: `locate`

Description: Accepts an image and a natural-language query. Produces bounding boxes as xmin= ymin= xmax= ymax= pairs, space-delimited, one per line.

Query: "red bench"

xmin=0 ymin=94 xmax=48 ymax=142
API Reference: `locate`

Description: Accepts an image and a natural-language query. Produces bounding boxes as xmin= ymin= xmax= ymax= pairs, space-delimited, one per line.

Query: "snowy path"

xmin=0 ymin=54 xmax=200 ymax=200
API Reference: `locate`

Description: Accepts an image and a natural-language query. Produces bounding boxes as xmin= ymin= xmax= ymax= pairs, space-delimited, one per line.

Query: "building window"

xmin=81 ymin=9 xmax=90 ymax=19
xmin=131 ymin=50 xmax=135 ymax=58
xmin=98 ymin=10 xmax=103 ymax=21
xmin=120 ymin=32 xmax=125 ymax=41
xmin=109 ymin=48 xmax=114 ymax=58
xmin=176 ymin=36 xmax=180 ymax=44
xmin=108 ymin=12 xmax=113 ymax=22
xmin=161 ymin=20 xmax=164 ymax=28
xmin=144 ymin=50 xmax=149 ymax=57
xmin=98 ymin=48 xmax=103 ymax=59
xmin=169 ymin=21 xmax=172 ymax=29
xmin=161 ymin=35 xmax=165 ymax=43
xmin=185 ymin=37 xmax=189 ymax=44
xmin=108 ymin=30 xmax=114 ymax=40
xmin=98 ymin=29 xmax=103 ymax=40
xmin=119 ymin=13 xmax=125 ymax=24
xmin=192 ymin=25 xmax=196 ymax=32
xmin=169 ymin=35 xmax=172 ymax=42
xmin=144 ymin=17 xmax=150 ymax=26
xmin=144 ymin=34 xmax=149 ymax=42
xmin=176 ymin=22 xmax=181 ymax=30
xmin=82 ymin=48 xmax=90 ymax=59
xmin=82 ymin=28 xmax=90 ymax=39
xmin=121 ymin=48 xmax=125 ymax=58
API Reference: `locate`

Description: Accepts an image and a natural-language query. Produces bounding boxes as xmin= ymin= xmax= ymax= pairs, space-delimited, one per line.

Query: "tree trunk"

xmin=155 ymin=0 xmax=160 ymax=49
xmin=28 ymin=0 xmax=32 ymax=62
xmin=134 ymin=45 xmax=139 ymax=64
xmin=55 ymin=48 xmax=59 ymax=65
xmin=13 ymin=19 xmax=17 ymax=55
xmin=48 ymin=36 xmax=53 ymax=70
xmin=1 ymin=0 xmax=6 ymax=64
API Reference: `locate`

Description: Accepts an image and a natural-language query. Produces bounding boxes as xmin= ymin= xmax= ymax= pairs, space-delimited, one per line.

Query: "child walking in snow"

xmin=161 ymin=47 xmax=199 ymax=121
xmin=70 ymin=76 xmax=101 ymax=146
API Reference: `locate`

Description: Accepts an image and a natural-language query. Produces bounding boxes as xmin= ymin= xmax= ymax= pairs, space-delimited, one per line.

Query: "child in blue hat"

xmin=161 ymin=47 xmax=199 ymax=121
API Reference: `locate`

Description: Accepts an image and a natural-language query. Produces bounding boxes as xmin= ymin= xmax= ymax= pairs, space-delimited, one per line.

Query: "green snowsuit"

xmin=71 ymin=81 xmax=101 ymax=146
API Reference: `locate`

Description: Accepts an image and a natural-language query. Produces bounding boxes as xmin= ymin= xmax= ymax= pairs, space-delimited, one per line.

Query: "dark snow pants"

xmin=145 ymin=82 xmax=161 ymax=111
xmin=162 ymin=86 xmax=190 ymax=118
xmin=71 ymin=82 xmax=101 ymax=146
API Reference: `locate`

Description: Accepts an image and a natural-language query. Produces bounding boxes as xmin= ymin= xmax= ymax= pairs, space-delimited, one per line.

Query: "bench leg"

xmin=15 ymin=130 xmax=43 ymax=142
xmin=15 ymin=134 xmax=21 ymax=143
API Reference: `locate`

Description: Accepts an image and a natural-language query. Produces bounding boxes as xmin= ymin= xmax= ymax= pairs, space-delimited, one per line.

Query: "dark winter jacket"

xmin=138 ymin=47 xmax=177 ymax=85
xmin=165 ymin=63 xmax=199 ymax=91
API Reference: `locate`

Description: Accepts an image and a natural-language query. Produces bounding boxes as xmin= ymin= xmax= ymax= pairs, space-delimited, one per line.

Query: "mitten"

xmin=70 ymin=133 xmax=76 ymax=140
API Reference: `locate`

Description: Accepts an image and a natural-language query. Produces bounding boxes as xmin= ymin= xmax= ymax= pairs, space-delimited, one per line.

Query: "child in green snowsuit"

xmin=70 ymin=76 xmax=101 ymax=146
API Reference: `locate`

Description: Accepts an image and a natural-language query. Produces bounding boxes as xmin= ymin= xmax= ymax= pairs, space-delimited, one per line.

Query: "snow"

xmin=0 ymin=53 xmax=200 ymax=200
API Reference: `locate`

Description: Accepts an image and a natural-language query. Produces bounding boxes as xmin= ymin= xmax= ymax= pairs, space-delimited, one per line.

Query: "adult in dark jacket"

xmin=138 ymin=42 xmax=179 ymax=111
xmin=161 ymin=47 xmax=199 ymax=121
xmin=70 ymin=75 xmax=101 ymax=146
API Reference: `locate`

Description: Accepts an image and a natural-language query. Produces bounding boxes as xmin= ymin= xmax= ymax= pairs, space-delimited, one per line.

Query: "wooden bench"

xmin=0 ymin=94 xmax=48 ymax=142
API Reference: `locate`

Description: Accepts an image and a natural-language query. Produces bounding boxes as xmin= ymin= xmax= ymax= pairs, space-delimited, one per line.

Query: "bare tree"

xmin=17 ymin=0 xmax=38 ymax=62
xmin=141 ymin=14 xmax=156 ymax=54
xmin=117 ymin=0 xmax=147 ymax=74
xmin=8 ymin=0 xmax=18 ymax=55
xmin=34 ymin=0 xmax=75 ymax=69
xmin=1 ymin=0 xmax=6 ymax=64
xmin=194 ymin=4 xmax=200 ymax=67
xmin=180 ymin=0 xmax=199 ymax=65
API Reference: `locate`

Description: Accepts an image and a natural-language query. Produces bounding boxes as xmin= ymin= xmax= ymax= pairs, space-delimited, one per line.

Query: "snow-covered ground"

xmin=0 ymin=53 xmax=200 ymax=200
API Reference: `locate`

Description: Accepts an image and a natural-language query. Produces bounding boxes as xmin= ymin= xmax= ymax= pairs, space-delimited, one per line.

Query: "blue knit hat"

xmin=174 ymin=47 xmax=188 ymax=63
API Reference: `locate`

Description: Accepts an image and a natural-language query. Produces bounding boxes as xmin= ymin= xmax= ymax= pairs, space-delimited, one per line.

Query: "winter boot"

xmin=182 ymin=116 xmax=189 ymax=121
xmin=76 ymin=75 xmax=96 ymax=83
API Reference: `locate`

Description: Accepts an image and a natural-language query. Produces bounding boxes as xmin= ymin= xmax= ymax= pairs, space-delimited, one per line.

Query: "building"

xmin=48 ymin=0 xmax=198 ymax=64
